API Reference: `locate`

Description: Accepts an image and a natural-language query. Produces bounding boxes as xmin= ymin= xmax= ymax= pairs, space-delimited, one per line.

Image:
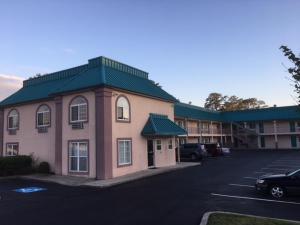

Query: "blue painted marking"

xmin=14 ymin=187 xmax=47 ymax=193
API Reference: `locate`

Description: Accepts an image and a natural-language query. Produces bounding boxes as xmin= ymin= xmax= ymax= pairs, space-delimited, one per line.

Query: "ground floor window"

xmin=260 ymin=136 xmax=265 ymax=148
xmin=6 ymin=143 xmax=18 ymax=156
xmin=69 ymin=141 xmax=88 ymax=173
xmin=156 ymin=139 xmax=162 ymax=150
xmin=118 ymin=139 xmax=132 ymax=166
xmin=168 ymin=139 xmax=173 ymax=149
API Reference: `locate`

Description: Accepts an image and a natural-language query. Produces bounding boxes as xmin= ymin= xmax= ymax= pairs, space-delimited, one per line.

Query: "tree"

xmin=280 ymin=46 xmax=300 ymax=103
xmin=204 ymin=93 xmax=226 ymax=110
xmin=204 ymin=93 xmax=267 ymax=111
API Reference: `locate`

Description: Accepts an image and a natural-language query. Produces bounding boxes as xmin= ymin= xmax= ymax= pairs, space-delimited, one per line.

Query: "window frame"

xmin=6 ymin=143 xmax=19 ymax=156
xmin=68 ymin=140 xmax=89 ymax=174
xmin=7 ymin=109 xmax=19 ymax=130
xmin=156 ymin=139 xmax=162 ymax=150
xmin=69 ymin=96 xmax=88 ymax=124
xmin=117 ymin=138 xmax=132 ymax=167
xmin=116 ymin=95 xmax=131 ymax=123
xmin=36 ymin=104 xmax=51 ymax=128
xmin=168 ymin=139 xmax=173 ymax=150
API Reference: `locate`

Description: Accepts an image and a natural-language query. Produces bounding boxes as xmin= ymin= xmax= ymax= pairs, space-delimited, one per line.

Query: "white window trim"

xmin=118 ymin=139 xmax=132 ymax=166
xmin=116 ymin=97 xmax=130 ymax=122
xmin=6 ymin=143 xmax=19 ymax=156
xmin=37 ymin=110 xmax=50 ymax=127
xmin=70 ymin=103 xmax=88 ymax=123
xmin=8 ymin=114 xmax=18 ymax=130
xmin=69 ymin=141 xmax=88 ymax=173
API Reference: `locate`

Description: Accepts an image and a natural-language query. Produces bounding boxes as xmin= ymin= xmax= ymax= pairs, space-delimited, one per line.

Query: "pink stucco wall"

xmin=61 ymin=91 xmax=96 ymax=178
xmin=111 ymin=90 xmax=176 ymax=178
xmin=3 ymin=101 xmax=56 ymax=171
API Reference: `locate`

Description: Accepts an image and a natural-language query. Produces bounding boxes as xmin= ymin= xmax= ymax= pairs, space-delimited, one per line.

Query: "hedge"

xmin=0 ymin=155 xmax=33 ymax=176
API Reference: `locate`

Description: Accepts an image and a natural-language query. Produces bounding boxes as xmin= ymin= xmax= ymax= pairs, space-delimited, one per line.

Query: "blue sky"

xmin=0 ymin=0 xmax=299 ymax=106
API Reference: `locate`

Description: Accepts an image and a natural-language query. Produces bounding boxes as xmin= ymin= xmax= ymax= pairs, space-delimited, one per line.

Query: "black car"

xmin=255 ymin=169 xmax=300 ymax=198
xmin=179 ymin=143 xmax=207 ymax=161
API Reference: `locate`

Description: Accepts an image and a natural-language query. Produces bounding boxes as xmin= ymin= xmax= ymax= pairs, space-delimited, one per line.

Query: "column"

xmin=220 ymin=122 xmax=223 ymax=146
xmin=230 ymin=123 xmax=234 ymax=144
xmin=95 ymin=88 xmax=113 ymax=180
xmin=55 ymin=96 xmax=63 ymax=175
xmin=210 ymin=121 xmax=214 ymax=143
xmin=0 ymin=109 xmax=4 ymax=156
xmin=273 ymin=120 xmax=278 ymax=149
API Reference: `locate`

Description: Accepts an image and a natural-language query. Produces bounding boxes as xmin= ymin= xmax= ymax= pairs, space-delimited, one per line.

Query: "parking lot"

xmin=0 ymin=149 xmax=300 ymax=225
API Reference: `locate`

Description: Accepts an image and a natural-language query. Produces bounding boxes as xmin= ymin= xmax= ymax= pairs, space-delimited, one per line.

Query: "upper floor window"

xmin=70 ymin=96 xmax=88 ymax=123
xmin=116 ymin=96 xmax=130 ymax=122
xmin=37 ymin=105 xmax=50 ymax=127
xmin=8 ymin=109 xmax=19 ymax=130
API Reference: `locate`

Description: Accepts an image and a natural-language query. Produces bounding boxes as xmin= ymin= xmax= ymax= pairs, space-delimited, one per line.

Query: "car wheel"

xmin=270 ymin=185 xmax=285 ymax=198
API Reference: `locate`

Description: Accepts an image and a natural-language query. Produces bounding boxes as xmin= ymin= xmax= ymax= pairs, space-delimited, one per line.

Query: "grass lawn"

xmin=207 ymin=213 xmax=300 ymax=225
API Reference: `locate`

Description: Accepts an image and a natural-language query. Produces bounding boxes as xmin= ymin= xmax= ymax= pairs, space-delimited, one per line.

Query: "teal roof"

xmin=0 ymin=57 xmax=177 ymax=107
xmin=222 ymin=106 xmax=300 ymax=122
xmin=175 ymin=103 xmax=300 ymax=122
xmin=174 ymin=102 xmax=223 ymax=121
xmin=141 ymin=114 xmax=187 ymax=136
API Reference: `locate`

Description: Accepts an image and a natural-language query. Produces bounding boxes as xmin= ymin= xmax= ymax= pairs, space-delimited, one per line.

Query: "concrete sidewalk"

xmin=20 ymin=162 xmax=200 ymax=188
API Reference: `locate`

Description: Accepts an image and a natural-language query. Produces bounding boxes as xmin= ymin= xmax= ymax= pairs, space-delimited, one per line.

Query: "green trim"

xmin=291 ymin=135 xmax=297 ymax=148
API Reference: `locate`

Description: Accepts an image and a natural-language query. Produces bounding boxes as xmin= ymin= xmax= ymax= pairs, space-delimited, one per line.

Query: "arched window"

xmin=116 ymin=96 xmax=130 ymax=122
xmin=8 ymin=109 xmax=19 ymax=130
xmin=37 ymin=105 xmax=51 ymax=127
xmin=70 ymin=96 xmax=88 ymax=123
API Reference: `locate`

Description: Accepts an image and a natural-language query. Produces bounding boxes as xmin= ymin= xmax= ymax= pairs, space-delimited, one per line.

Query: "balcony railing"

xmin=186 ymin=127 xmax=231 ymax=135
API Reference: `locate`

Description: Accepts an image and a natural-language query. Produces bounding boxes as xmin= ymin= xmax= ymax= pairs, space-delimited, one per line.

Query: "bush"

xmin=0 ymin=155 xmax=33 ymax=176
xmin=37 ymin=161 xmax=50 ymax=174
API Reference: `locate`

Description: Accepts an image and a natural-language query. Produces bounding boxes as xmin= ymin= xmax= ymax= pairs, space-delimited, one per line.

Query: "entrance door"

xmin=147 ymin=140 xmax=154 ymax=167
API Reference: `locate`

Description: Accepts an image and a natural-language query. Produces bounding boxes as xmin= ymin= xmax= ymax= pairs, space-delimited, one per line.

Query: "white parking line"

xmin=211 ymin=193 xmax=300 ymax=205
xmin=262 ymin=168 xmax=288 ymax=171
xmin=229 ymin=184 xmax=255 ymax=188
xmin=243 ymin=177 xmax=257 ymax=179
xmin=254 ymin=171 xmax=266 ymax=174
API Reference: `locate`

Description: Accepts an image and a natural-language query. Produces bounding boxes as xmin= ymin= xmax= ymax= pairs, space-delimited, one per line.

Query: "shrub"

xmin=0 ymin=155 xmax=33 ymax=176
xmin=37 ymin=161 xmax=50 ymax=174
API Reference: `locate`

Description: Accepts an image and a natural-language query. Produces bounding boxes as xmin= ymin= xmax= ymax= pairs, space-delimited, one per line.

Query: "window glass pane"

xmin=71 ymin=97 xmax=86 ymax=105
xmin=79 ymin=104 xmax=87 ymax=121
xmin=70 ymin=157 xmax=78 ymax=171
xmin=70 ymin=143 xmax=78 ymax=156
xmin=8 ymin=117 xmax=14 ymax=128
xmin=117 ymin=97 xmax=129 ymax=121
xmin=79 ymin=157 xmax=88 ymax=171
xmin=37 ymin=113 xmax=43 ymax=126
xmin=71 ymin=106 xmax=79 ymax=121
xmin=117 ymin=107 xmax=123 ymax=119
xmin=156 ymin=140 xmax=162 ymax=150
xmin=79 ymin=143 xmax=87 ymax=156
xmin=118 ymin=140 xmax=131 ymax=165
xmin=44 ymin=112 xmax=50 ymax=125
xmin=13 ymin=116 xmax=18 ymax=128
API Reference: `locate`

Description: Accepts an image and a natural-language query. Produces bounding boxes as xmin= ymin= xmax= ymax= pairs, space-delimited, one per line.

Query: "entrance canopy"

xmin=141 ymin=113 xmax=187 ymax=137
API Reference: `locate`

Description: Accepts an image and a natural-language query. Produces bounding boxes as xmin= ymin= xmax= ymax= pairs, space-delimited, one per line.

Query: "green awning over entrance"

xmin=141 ymin=113 xmax=187 ymax=137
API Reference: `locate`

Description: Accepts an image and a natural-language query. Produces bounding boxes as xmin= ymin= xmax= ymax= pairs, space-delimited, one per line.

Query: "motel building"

xmin=0 ymin=56 xmax=299 ymax=180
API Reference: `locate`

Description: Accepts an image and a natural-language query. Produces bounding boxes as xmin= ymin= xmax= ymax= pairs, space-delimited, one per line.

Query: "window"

xmin=69 ymin=141 xmax=88 ymax=173
xmin=8 ymin=109 xmax=19 ymax=130
xmin=116 ymin=96 xmax=130 ymax=121
xmin=118 ymin=139 xmax=132 ymax=166
xmin=37 ymin=105 xmax=50 ymax=127
xmin=168 ymin=139 xmax=173 ymax=149
xmin=70 ymin=96 xmax=88 ymax=123
xmin=156 ymin=139 xmax=162 ymax=150
xmin=6 ymin=143 xmax=18 ymax=156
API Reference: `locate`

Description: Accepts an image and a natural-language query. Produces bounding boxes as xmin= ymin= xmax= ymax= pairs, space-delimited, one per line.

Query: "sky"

xmin=0 ymin=0 xmax=300 ymax=106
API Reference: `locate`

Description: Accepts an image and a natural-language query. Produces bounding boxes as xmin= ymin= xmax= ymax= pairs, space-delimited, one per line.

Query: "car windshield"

xmin=287 ymin=169 xmax=300 ymax=176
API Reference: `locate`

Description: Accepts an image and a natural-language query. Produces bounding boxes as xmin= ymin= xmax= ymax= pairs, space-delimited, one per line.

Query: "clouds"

xmin=0 ymin=74 xmax=24 ymax=101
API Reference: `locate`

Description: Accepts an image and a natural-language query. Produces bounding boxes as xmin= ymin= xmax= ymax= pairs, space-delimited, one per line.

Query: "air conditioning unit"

xmin=8 ymin=129 xmax=17 ymax=135
xmin=72 ymin=122 xmax=84 ymax=130
xmin=38 ymin=127 xmax=48 ymax=133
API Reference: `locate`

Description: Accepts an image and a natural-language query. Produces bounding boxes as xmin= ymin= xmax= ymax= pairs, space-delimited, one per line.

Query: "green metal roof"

xmin=175 ymin=103 xmax=300 ymax=122
xmin=174 ymin=102 xmax=223 ymax=121
xmin=141 ymin=114 xmax=187 ymax=137
xmin=0 ymin=57 xmax=177 ymax=107
xmin=222 ymin=106 xmax=300 ymax=122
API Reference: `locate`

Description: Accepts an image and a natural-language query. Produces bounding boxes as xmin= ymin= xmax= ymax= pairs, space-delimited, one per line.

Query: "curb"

xmin=199 ymin=211 xmax=300 ymax=225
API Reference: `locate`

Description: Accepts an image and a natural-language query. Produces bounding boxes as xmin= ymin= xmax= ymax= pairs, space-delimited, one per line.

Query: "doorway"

xmin=147 ymin=140 xmax=154 ymax=167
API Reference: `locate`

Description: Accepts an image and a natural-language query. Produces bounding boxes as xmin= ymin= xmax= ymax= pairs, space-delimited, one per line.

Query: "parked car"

xmin=255 ymin=169 xmax=300 ymax=198
xmin=178 ymin=143 xmax=207 ymax=161
xmin=204 ymin=143 xmax=222 ymax=157
xmin=221 ymin=147 xmax=231 ymax=155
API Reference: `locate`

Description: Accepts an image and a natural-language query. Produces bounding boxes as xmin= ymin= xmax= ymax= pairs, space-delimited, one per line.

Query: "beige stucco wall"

xmin=111 ymin=90 xmax=175 ymax=178
xmin=277 ymin=135 xmax=293 ymax=149
xmin=61 ymin=91 xmax=96 ymax=178
xmin=187 ymin=137 xmax=199 ymax=143
xmin=264 ymin=135 xmax=276 ymax=148
xmin=3 ymin=101 xmax=56 ymax=171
